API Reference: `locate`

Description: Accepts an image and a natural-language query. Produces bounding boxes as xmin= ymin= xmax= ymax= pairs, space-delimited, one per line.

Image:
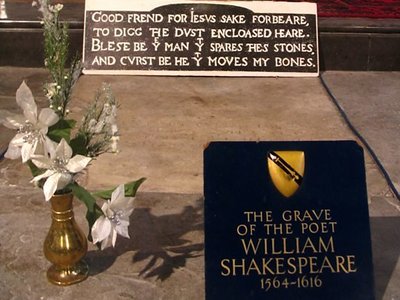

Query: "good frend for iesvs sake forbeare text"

xmin=83 ymin=0 xmax=318 ymax=77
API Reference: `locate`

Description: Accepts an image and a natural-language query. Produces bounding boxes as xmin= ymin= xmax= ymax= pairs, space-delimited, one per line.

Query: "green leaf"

xmin=70 ymin=133 xmax=88 ymax=156
xmin=67 ymin=182 xmax=103 ymax=242
xmin=26 ymin=160 xmax=43 ymax=177
xmin=47 ymin=119 xmax=76 ymax=143
xmin=93 ymin=178 xmax=146 ymax=200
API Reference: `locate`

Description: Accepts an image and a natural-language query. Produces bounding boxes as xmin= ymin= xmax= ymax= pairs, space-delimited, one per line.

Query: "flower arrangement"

xmin=0 ymin=0 xmax=145 ymax=250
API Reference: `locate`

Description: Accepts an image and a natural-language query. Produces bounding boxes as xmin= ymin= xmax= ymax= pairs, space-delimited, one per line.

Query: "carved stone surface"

xmin=0 ymin=67 xmax=399 ymax=299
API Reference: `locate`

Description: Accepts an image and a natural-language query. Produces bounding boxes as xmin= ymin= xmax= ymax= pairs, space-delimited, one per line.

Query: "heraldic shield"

xmin=267 ymin=151 xmax=305 ymax=197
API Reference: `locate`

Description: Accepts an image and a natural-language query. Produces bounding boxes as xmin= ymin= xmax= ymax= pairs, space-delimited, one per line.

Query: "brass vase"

xmin=44 ymin=192 xmax=89 ymax=285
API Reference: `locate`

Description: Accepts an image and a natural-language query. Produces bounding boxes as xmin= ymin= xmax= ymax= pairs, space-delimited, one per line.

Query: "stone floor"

xmin=0 ymin=68 xmax=399 ymax=299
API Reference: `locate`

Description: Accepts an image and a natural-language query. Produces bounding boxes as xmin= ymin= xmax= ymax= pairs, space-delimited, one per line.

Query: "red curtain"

xmin=282 ymin=0 xmax=400 ymax=18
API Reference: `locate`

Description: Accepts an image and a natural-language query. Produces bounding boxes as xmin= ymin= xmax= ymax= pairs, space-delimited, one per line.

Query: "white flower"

xmin=31 ymin=138 xmax=92 ymax=201
xmin=48 ymin=3 xmax=63 ymax=13
xmin=36 ymin=0 xmax=52 ymax=21
xmin=53 ymin=3 xmax=63 ymax=12
xmin=110 ymin=136 xmax=120 ymax=153
xmin=91 ymin=184 xmax=135 ymax=250
xmin=44 ymin=82 xmax=58 ymax=99
xmin=0 ymin=81 xmax=59 ymax=162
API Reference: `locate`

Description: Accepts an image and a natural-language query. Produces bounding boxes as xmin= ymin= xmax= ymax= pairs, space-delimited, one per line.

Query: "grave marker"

xmin=204 ymin=141 xmax=375 ymax=299
xmin=83 ymin=0 xmax=318 ymax=76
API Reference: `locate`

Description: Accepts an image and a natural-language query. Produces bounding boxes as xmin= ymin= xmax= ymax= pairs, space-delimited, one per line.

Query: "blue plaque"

xmin=204 ymin=141 xmax=375 ymax=300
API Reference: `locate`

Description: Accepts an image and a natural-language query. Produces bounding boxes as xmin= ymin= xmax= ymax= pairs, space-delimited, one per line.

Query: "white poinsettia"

xmin=91 ymin=184 xmax=135 ymax=250
xmin=31 ymin=138 xmax=92 ymax=201
xmin=0 ymin=81 xmax=59 ymax=162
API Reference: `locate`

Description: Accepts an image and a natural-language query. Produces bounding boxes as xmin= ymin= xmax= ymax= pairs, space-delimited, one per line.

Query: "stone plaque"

xmin=204 ymin=141 xmax=375 ymax=299
xmin=83 ymin=0 xmax=318 ymax=77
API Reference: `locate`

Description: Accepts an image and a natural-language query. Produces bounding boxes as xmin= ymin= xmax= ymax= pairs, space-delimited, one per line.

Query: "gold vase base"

xmin=47 ymin=260 xmax=89 ymax=286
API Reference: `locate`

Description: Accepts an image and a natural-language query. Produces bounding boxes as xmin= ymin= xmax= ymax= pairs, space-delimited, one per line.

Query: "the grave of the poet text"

xmin=83 ymin=0 xmax=318 ymax=76
xmin=204 ymin=141 xmax=375 ymax=299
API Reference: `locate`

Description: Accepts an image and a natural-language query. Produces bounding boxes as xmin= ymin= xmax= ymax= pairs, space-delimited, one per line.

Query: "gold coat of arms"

xmin=267 ymin=151 xmax=305 ymax=197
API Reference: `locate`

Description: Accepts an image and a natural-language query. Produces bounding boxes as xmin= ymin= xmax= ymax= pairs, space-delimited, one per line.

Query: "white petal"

xmin=127 ymin=197 xmax=135 ymax=208
xmin=4 ymin=144 xmax=21 ymax=159
xmin=31 ymin=155 xmax=52 ymax=169
xmin=16 ymin=81 xmax=36 ymax=109
xmin=110 ymin=185 xmax=135 ymax=212
xmin=91 ymin=216 xmax=112 ymax=244
xmin=21 ymin=142 xmax=34 ymax=163
xmin=56 ymin=172 xmax=72 ymax=190
xmin=116 ymin=224 xmax=130 ymax=239
xmin=56 ymin=139 xmax=72 ymax=160
xmin=38 ymin=108 xmax=59 ymax=127
xmin=0 ymin=111 xmax=24 ymax=129
xmin=100 ymin=201 xmax=111 ymax=216
xmin=24 ymin=109 xmax=38 ymax=125
xmin=100 ymin=235 xmax=112 ymax=250
xmin=118 ymin=218 xmax=130 ymax=228
xmin=39 ymin=126 xmax=48 ymax=135
xmin=123 ymin=208 xmax=134 ymax=219
xmin=44 ymin=137 xmax=57 ymax=158
xmin=66 ymin=155 xmax=91 ymax=173
xmin=110 ymin=184 xmax=125 ymax=206
xmin=32 ymin=136 xmax=47 ymax=157
xmin=43 ymin=173 xmax=62 ymax=201
xmin=113 ymin=197 xmax=135 ymax=213
xmin=31 ymin=169 xmax=54 ymax=183
xmin=8 ymin=133 xmax=26 ymax=147
xmin=16 ymin=81 xmax=37 ymax=124
xmin=111 ymin=228 xmax=118 ymax=247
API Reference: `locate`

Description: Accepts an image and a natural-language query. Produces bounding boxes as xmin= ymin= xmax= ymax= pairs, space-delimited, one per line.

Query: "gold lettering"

xmin=294 ymin=210 xmax=301 ymax=221
xmin=241 ymin=236 xmax=335 ymax=256
xmin=282 ymin=209 xmax=333 ymax=222
xmin=231 ymin=259 xmax=246 ymax=276
xmin=286 ymin=223 xmax=293 ymax=234
xmin=297 ymin=257 xmax=308 ymax=274
xmin=271 ymin=238 xmax=282 ymax=254
xmin=264 ymin=223 xmax=293 ymax=235
xmin=320 ymin=256 xmax=336 ymax=273
xmin=302 ymin=237 xmax=318 ymax=253
xmin=275 ymin=257 xmax=285 ymax=275
xmin=347 ymin=255 xmax=357 ymax=272
xmin=325 ymin=209 xmax=332 ymax=220
xmin=302 ymin=210 xmax=313 ymax=221
xmin=243 ymin=211 xmax=273 ymax=223
xmin=241 ymin=238 xmax=261 ymax=255
xmin=287 ymin=257 xmax=297 ymax=274
xmin=282 ymin=210 xmax=292 ymax=222
xmin=334 ymin=255 xmax=357 ymax=273
xmin=262 ymin=258 xmax=275 ymax=274
xmin=265 ymin=211 xmax=273 ymax=222
xmin=329 ymin=221 xmax=337 ymax=233
xmin=282 ymin=237 xmax=295 ymax=254
xmin=220 ymin=259 xmax=231 ymax=276
xmin=219 ymin=255 xmax=357 ymax=277
xmin=319 ymin=236 xmax=335 ymax=253
xmin=336 ymin=255 xmax=346 ymax=273
xmin=247 ymin=258 xmax=262 ymax=275
xmin=308 ymin=256 xmax=319 ymax=273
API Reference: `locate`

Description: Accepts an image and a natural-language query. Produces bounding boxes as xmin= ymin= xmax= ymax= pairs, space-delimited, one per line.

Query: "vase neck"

xmin=50 ymin=193 xmax=74 ymax=221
